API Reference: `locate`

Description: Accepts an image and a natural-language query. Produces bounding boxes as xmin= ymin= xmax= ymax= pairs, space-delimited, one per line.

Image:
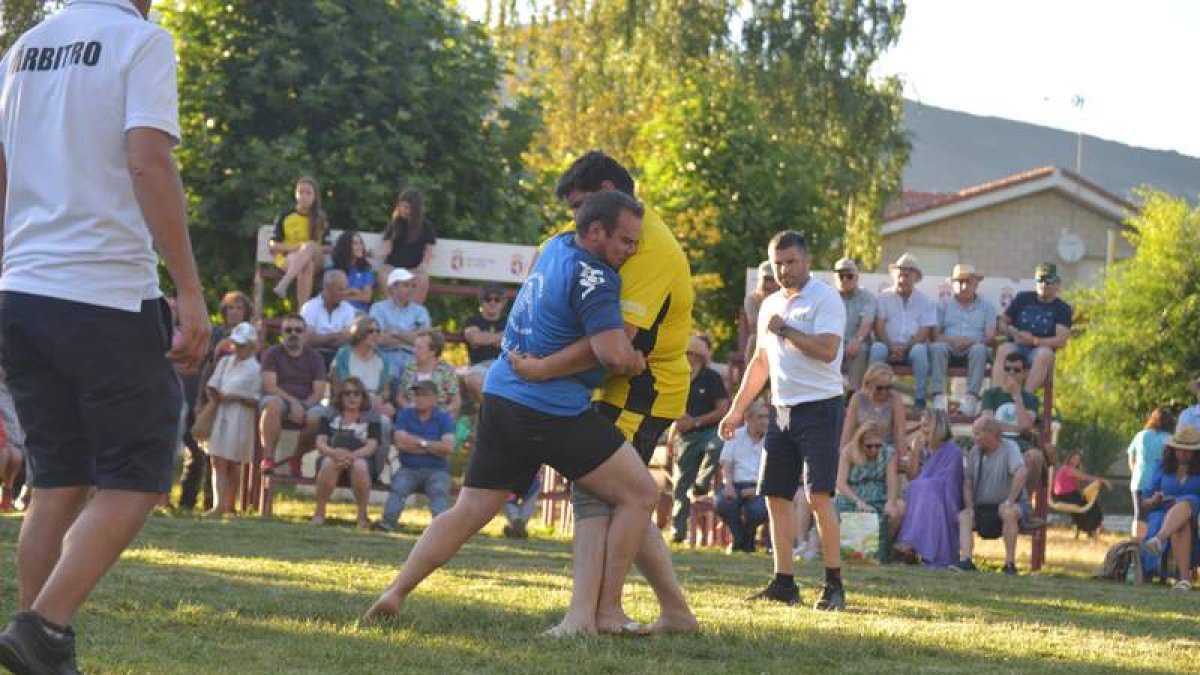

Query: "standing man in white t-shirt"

xmin=0 ymin=1 xmax=209 ymax=671
xmin=720 ymin=230 xmax=848 ymax=611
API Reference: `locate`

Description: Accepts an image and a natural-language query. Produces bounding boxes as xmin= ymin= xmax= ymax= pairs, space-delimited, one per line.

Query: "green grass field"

xmin=0 ymin=494 xmax=1194 ymax=675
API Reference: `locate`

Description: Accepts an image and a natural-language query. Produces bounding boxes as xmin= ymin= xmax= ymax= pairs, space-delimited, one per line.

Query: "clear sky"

xmin=460 ymin=0 xmax=1198 ymax=158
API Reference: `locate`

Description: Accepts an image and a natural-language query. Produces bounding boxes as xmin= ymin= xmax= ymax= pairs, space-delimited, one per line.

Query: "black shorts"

xmin=464 ymin=394 xmax=626 ymax=493
xmin=594 ymin=401 xmax=672 ymax=465
xmin=759 ymin=396 xmax=843 ymax=499
xmin=0 ymin=292 xmax=182 ymax=492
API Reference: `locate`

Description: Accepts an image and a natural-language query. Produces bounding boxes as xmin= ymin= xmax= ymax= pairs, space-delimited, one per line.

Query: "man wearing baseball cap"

xmin=833 ymin=257 xmax=876 ymax=392
xmin=993 ymin=262 xmax=1073 ymax=394
xmin=930 ymin=264 xmax=996 ymax=415
xmin=368 ymin=267 xmax=432 ymax=375
xmin=375 ymin=380 xmax=456 ymax=532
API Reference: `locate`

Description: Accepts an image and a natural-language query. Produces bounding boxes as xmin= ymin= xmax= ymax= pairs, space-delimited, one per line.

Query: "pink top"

xmin=1053 ymin=464 xmax=1079 ymax=496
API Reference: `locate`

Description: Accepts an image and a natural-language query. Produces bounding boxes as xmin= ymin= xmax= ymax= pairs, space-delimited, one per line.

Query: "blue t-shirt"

xmin=369 ymin=299 xmax=431 ymax=353
xmin=1178 ymin=405 xmax=1200 ymax=433
xmin=346 ymin=265 xmax=375 ymax=312
xmin=484 ymin=233 xmax=624 ymax=415
xmin=394 ymin=407 xmax=455 ymax=471
xmin=1005 ymin=291 xmax=1072 ymax=339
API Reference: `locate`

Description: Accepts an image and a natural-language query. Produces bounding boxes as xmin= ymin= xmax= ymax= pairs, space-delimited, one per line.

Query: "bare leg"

xmin=766 ymin=495 xmax=796 ymax=576
xmin=1025 ymin=347 xmax=1054 ymax=393
xmin=412 ymin=269 xmax=431 ymax=305
xmin=17 ymin=487 xmax=89 ymax=610
xmin=958 ymin=509 xmax=974 ymax=561
xmin=991 ymin=342 xmax=1016 ymax=386
xmin=209 ymin=456 xmax=230 ymax=514
xmin=793 ymin=488 xmax=813 ymax=549
xmin=258 ymin=399 xmax=284 ymax=461
xmin=294 ymin=252 xmax=317 ymax=306
xmin=226 ymin=462 xmax=243 ymax=513
xmin=885 ymin=498 xmax=906 ymax=540
xmin=1153 ymin=501 xmax=1194 ymax=541
xmin=1169 ymin=521 xmax=1194 ymax=583
xmin=810 ymin=492 xmax=841 ymax=569
xmin=273 ymin=243 xmax=318 ymax=298
xmin=1000 ymin=504 xmax=1020 ymax=565
xmin=312 ymin=461 xmax=339 ymax=523
xmin=545 ymin=516 xmax=608 ymax=637
xmin=362 ymin=487 xmax=508 ymax=623
xmin=29 ymin=489 xmax=161 ymax=626
xmin=350 ymin=459 xmax=372 ymax=527
xmin=634 ymin=523 xmax=698 ymax=634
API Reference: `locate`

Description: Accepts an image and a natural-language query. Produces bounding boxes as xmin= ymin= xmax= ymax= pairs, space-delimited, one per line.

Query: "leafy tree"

xmin=160 ymin=0 xmax=541 ymax=306
xmin=1 ymin=0 xmax=61 ymax=53
xmin=1057 ymin=190 xmax=1200 ymax=471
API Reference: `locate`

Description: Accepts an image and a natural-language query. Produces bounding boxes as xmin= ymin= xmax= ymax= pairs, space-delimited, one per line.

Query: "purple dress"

xmin=896 ymin=440 xmax=964 ymax=567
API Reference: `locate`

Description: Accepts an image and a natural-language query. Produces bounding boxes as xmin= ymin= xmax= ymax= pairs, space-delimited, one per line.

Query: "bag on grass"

xmin=1096 ymin=539 xmax=1143 ymax=584
xmin=839 ymin=511 xmax=880 ymax=563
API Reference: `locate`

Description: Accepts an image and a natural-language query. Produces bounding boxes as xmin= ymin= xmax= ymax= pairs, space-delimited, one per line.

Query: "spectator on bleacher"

xmin=889 ymin=409 xmax=962 ymax=567
xmin=833 ymin=257 xmax=875 ymax=393
xmin=870 ymin=253 xmax=937 ymax=411
xmin=835 ymin=422 xmax=892 ymax=560
xmin=716 ymin=400 xmax=769 ymax=553
xmin=270 ymin=176 xmax=330 ymax=306
xmin=369 ymin=268 xmax=432 ymax=375
xmin=398 ymin=329 xmax=462 ymax=417
xmin=743 ymin=260 xmax=780 ymax=361
xmin=462 ymin=283 xmax=508 ymax=405
xmin=503 ymin=468 xmax=542 ymax=539
xmin=1139 ymin=425 xmax=1200 ymax=591
xmin=375 ymin=380 xmax=456 ymax=532
xmin=929 ymin=264 xmax=996 ymax=415
xmin=993 ymin=262 xmax=1072 ymax=393
xmin=1052 ymin=450 xmax=1110 ymax=536
xmin=840 ymin=363 xmax=908 ymax=461
xmin=204 ymin=322 xmax=262 ymax=516
xmin=379 ymin=188 xmax=436 ymax=304
xmin=667 ymin=335 xmax=729 ymax=543
xmin=980 ymin=351 xmax=1048 ymax=494
xmin=312 ymin=377 xmax=382 ymax=528
xmin=954 ymin=417 xmax=1030 ymax=576
xmin=259 ymin=314 xmax=328 ymax=473
xmin=1128 ymin=408 xmax=1175 ymax=539
xmin=330 ymin=317 xmax=396 ymax=443
xmin=332 ymin=230 xmax=376 ymax=312
xmin=1177 ymin=376 xmax=1200 ymax=432
xmin=300 ymin=269 xmax=357 ymax=357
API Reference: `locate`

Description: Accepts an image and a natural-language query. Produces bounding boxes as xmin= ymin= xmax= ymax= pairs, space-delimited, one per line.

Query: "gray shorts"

xmin=571 ymin=403 xmax=672 ymax=521
xmin=467 ymin=359 xmax=495 ymax=380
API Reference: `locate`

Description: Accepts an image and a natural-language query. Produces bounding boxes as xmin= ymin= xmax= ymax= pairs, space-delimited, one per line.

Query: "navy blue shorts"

xmin=759 ymin=396 xmax=844 ymax=499
xmin=0 ymin=291 xmax=182 ymax=492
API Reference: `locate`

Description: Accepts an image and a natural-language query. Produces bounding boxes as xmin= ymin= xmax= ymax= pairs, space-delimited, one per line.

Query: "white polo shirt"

xmin=300 ymin=296 xmax=357 ymax=336
xmin=757 ymin=277 xmax=845 ymax=405
xmin=718 ymin=427 xmax=766 ymax=484
xmin=0 ymin=0 xmax=180 ymax=312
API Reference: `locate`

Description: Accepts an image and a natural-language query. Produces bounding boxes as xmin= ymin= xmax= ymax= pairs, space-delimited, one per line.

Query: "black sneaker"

xmin=370 ymin=520 xmax=396 ymax=533
xmin=0 ymin=610 xmax=80 ymax=675
xmin=950 ymin=559 xmax=978 ymax=572
xmin=745 ymin=580 xmax=800 ymax=606
xmin=814 ymin=584 xmax=846 ymax=611
xmin=1002 ymin=563 xmax=1019 ymax=576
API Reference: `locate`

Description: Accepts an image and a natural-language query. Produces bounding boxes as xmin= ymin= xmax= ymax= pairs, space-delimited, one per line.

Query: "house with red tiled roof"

xmin=880 ymin=166 xmax=1136 ymax=287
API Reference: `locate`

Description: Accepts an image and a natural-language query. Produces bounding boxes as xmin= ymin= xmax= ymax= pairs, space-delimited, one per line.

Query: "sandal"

xmin=1172 ymin=580 xmax=1192 ymax=592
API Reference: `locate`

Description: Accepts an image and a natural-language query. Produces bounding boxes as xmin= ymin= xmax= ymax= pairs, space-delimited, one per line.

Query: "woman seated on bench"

xmin=378 ymin=188 xmax=436 ymax=305
xmin=271 ymin=176 xmax=331 ymax=306
xmin=311 ymin=377 xmax=382 ymax=528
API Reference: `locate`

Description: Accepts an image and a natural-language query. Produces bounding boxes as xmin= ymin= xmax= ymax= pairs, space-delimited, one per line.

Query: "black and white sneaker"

xmin=0 ymin=610 xmax=80 ymax=675
xmin=745 ymin=580 xmax=801 ymax=606
xmin=814 ymin=584 xmax=846 ymax=611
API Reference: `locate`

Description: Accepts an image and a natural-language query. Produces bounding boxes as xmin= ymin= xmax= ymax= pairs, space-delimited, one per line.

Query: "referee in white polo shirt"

xmin=0 ymin=1 xmax=208 ymax=671
xmin=720 ymin=230 xmax=848 ymax=611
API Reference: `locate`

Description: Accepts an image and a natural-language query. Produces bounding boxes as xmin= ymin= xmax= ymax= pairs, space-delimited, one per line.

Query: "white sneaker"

xmin=931 ymin=394 xmax=948 ymax=411
xmin=959 ymin=393 xmax=979 ymax=417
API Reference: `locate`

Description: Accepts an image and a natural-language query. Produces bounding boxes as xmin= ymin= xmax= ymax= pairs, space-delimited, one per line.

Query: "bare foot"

xmin=310 ymin=515 xmax=325 ymax=525
xmin=273 ymin=281 xmax=288 ymax=298
xmin=361 ymin=591 xmax=403 ymax=624
xmin=646 ymin=612 xmax=700 ymax=635
xmin=542 ymin=620 xmax=596 ymax=638
xmin=357 ymin=518 xmax=371 ymax=530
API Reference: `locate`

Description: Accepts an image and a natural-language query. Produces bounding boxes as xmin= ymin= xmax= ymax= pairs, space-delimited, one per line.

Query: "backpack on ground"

xmin=1095 ymin=538 xmax=1143 ymax=583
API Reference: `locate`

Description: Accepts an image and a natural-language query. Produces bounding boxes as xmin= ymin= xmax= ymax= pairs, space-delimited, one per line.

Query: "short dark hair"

xmin=574 ymin=191 xmax=644 ymax=237
xmin=555 ymin=151 xmax=636 ymax=200
xmin=416 ymin=328 xmax=446 ymax=356
xmin=1004 ymin=351 xmax=1026 ymax=367
xmin=768 ymin=230 xmax=808 ymax=253
xmin=281 ymin=312 xmax=305 ymax=327
xmin=479 ymin=283 xmax=506 ymax=301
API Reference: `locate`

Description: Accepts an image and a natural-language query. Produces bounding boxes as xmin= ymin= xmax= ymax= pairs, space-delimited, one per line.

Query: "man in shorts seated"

xmin=258 ymin=314 xmax=327 ymax=474
xmin=954 ymin=418 xmax=1031 ymax=576
xmin=362 ymin=191 xmax=659 ymax=631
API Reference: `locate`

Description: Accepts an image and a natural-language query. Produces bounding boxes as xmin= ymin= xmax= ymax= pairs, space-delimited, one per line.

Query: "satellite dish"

xmin=1057 ymin=230 xmax=1085 ymax=263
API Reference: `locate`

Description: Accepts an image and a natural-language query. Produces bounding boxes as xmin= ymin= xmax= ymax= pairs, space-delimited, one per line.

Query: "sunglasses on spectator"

xmin=875 ymin=383 xmax=894 ymax=390
xmin=343 ymin=390 xmax=364 ymax=397
xmin=282 ymin=327 xmax=304 ymax=335
xmin=484 ymin=296 xmax=504 ymax=303
xmin=864 ymin=443 xmax=883 ymax=450
xmin=837 ymin=272 xmax=856 ymax=279
xmin=366 ymin=328 xmax=380 ymax=334
xmin=1036 ymin=276 xmax=1058 ymax=284
xmin=1004 ymin=366 xmax=1025 ymax=374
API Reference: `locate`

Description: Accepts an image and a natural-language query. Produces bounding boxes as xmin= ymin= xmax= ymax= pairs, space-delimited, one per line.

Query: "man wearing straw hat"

xmin=870 ymin=253 xmax=937 ymax=411
xmin=930 ymin=264 xmax=997 ymax=416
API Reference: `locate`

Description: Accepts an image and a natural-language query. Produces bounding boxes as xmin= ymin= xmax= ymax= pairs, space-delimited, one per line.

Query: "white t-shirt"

xmin=0 ymin=0 xmax=180 ymax=312
xmin=300 ymin=296 xmax=357 ymax=336
xmin=757 ymin=277 xmax=845 ymax=405
xmin=718 ymin=427 xmax=765 ymax=484
xmin=876 ymin=287 xmax=937 ymax=345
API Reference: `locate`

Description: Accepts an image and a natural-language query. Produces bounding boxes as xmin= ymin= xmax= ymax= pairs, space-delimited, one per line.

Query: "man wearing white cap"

xmin=930 ymin=264 xmax=997 ymax=415
xmin=369 ymin=267 xmax=432 ymax=375
xmin=870 ymin=253 xmax=937 ymax=410
xmin=833 ymin=257 xmax=875 ymax=392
